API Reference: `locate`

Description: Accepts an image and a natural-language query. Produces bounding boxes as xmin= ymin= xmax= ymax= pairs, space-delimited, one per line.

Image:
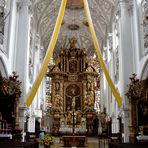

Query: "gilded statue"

xmin=66 ymin=107 xmax=72 ymax=126
xmin=52 ymin=93 xmax=63 ymax=112
xmin=84 ymin=91 xmax=94 ymax=112
xmin=69 ymin=37 xmax=77 ymax=49
xmin=60 ymin=114 xmax=66 ymax=127
xmin=55 ymin=82 xmax=60 ymax=92
xmin=52 ymin=81 xmax=63 ymax=112
xmin=75 ymin=110 xmax=82 ymax=125
xmin=99 ymin=108 xmax=107 ymax=130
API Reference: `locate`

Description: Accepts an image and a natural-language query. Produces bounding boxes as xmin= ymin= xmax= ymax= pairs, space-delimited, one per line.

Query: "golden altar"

xmin=47 ymin=38 xmax=98 ymax=136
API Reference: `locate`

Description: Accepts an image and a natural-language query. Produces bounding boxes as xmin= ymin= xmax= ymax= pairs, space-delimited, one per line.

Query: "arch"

xmin=140 ymin=59 xmax=148 ymax=80
xmin=0 ymin=56 xmax=8 ymax=77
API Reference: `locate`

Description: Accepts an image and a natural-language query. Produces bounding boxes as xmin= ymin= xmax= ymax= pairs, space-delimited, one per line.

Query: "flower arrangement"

xmin=40 ymin=134 xmax=55 ymax=147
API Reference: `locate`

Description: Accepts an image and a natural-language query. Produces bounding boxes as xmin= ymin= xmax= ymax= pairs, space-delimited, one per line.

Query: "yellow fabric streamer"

xmin=25 ymin=0 xmax=67 ymax=107
xmin=83 ymin=0 xmax=122 ymax=107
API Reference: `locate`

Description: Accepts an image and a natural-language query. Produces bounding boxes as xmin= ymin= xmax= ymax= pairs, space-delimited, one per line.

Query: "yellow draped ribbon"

xmin=83 ymin=0 xmax=122 ymax=107
xmin=25 ymin=0 xmax=67 ymax=107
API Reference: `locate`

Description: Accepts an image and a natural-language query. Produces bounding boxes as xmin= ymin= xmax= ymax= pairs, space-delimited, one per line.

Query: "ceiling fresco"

xmin=32 ymin=0 xmax=115 ymax=59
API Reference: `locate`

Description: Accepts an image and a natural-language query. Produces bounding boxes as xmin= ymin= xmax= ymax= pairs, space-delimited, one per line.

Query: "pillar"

xmin=15 ymin=0 xmax=32 ymax=133
xmin=118 ymin=0 xmax=134 ymax=142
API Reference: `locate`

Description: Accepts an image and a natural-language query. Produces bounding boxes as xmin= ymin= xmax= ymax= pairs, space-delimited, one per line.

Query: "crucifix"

xmin=66 ymin=94 xmax=80 ymax=111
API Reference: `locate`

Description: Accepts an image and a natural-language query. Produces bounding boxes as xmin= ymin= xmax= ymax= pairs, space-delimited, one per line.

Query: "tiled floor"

xmin=39 ymin=137 xmax=109 ymax=148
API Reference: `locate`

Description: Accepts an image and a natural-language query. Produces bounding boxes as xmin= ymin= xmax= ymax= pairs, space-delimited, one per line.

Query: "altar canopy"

xmin=25 ymin=0 xmax=122 ymax=108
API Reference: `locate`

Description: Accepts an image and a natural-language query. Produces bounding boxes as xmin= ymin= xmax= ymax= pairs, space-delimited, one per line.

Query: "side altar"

xmin=47 ymin=38 xmax=98 ymax=136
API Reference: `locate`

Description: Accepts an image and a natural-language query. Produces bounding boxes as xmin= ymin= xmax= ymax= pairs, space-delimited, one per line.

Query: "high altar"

xmin=47 ymin=38 xmax=98 ymax=136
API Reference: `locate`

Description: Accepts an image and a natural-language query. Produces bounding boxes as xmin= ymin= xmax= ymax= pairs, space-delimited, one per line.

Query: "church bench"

xmin=0 ymin=141 xmax=39 ymax=148
xmin=108 ymin=141 xmax=148 ymax=148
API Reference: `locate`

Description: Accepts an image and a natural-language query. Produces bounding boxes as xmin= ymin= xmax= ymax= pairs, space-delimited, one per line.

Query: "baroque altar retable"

xmin=47 ymin=38 xmax=98 ymax=136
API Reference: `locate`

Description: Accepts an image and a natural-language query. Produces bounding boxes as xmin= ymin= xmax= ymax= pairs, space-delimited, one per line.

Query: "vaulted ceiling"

xmin=32 ymin=0 xmax=115 ymax=58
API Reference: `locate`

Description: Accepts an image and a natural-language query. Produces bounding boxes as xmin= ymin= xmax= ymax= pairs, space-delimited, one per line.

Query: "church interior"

xmin=0 ymin=0 xmax=148 ymax=147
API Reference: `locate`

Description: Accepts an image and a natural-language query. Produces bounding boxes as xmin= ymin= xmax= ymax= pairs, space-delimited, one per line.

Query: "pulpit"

xmin=47 ymin=37 xmax=98 ymax=135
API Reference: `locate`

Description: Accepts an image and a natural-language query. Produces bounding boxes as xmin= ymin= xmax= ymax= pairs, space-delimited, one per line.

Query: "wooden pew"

xmin=0 ymin=141 xmax=39 ymax=148
xmin=109 ymin=141 xmax=148 ymax=148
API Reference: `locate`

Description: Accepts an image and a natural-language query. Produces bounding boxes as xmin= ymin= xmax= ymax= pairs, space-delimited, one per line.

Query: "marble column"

xmin=118 ymin=0 xmax=134 ymax=142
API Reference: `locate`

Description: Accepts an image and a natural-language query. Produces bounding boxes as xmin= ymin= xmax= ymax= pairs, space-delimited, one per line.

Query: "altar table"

xmin=62 ymin=135 xmax=87 ymax=147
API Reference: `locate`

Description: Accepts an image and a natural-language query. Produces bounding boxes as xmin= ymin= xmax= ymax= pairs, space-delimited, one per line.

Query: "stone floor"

xmin=39 ymin=137 xmax=109 ymax=148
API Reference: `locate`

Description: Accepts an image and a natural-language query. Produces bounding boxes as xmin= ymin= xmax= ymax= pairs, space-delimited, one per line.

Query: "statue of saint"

xmin=100 ymin=108 xmax=107 ymax=129
xmin=53 ymin=94 xmax=63 ymax=112
xmin=54 ymin=82 xmax=60 ymax=94
xmin=76 ymin=110 xmax=82 ymax=125
xmin=69 ymin=37 xmax=77 ymax=49
xmin=66 ymin=107 xmax=72 ymax=126
xmin=84 ymin=91 xmax=94 ymax=112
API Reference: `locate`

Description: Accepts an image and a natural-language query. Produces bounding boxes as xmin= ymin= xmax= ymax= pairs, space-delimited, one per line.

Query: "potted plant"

xmin=40 ymin=133 xmax=55 ymax=148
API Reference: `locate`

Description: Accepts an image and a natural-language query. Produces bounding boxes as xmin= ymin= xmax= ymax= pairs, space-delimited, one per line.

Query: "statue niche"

xmin=47 ymin=37 xmax=98 ymax=136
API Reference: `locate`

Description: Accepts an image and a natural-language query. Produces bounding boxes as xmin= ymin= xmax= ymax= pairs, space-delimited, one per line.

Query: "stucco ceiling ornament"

xmin=0 ymin=0 xmax=5 ymax=7
xmin=32 ymin=0 xmax=115 ymax=59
